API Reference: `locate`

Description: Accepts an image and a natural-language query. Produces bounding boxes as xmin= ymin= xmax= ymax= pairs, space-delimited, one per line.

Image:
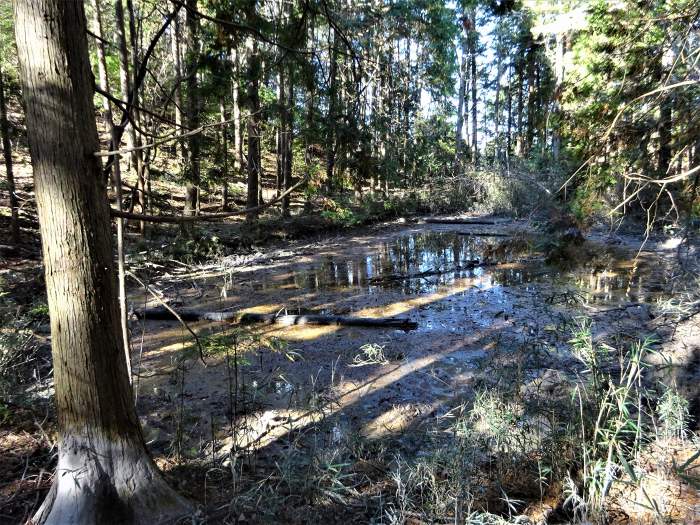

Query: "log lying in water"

xmin=134 ymin=306 xmax=238 ymax=322
xmin=425 ymin=218 xmax=496 ymax=225
xmin=239 ymin=313 xmax=417 ymax=330
xmin=134 ymin=306 xmax=417 ymax=330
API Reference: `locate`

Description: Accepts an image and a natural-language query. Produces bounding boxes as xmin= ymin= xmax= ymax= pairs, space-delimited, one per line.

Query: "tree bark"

xmin=0 ymin=66 xmax=18 ymax=245
xmin=13 ymin=1 xmax=191 ymax=523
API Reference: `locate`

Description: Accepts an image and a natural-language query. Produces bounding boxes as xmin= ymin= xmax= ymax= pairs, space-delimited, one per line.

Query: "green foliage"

xmin=657 ymin=387 xmax=690 ymax=441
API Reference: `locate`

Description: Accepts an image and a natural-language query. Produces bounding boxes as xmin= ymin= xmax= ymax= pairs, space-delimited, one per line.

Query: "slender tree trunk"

xmin=326 ymin=27 xmax=338 ymax=193
xmin=91 ymin=0 xmax=130 ymax=370
xmin=0 ymin=66 xmax=18 ymax=245
xmin=469 ymin=8 xmax=478 ymax=167
xmin=183 ymin=0 xmax=200 ymax=216
xmin=13 ymin=1 xmax=191 ymax=522
xmin=231 ymin=46 xmax=243 ymax=178
xmin=515 ymin=55 xmax=524 ymax=156
xmin=246 ymin=37 xmax=261 ymax=221
xmin=455 ymin=37 xmax=467 ymax=167
xmin=277 ymin=68 xmax=286 ymax=198
xmin=551 ymin=32 xmax=565 ymax=163
xmin=525 ymin=44 xmax=536 ymax=156
xmin=220 ymin=98 xmax=229 ymax=210
xmin=282 ymin=63 xmax=293 ymax=217
xmin=493 ymin=33 xmax=503 ymax=163
xmin=171 ymin=11 xmax=183 ymax=154
xmin=125 ymin=0 xmax=145 ymax=230
xmin=506 ymin=62 xmax=513 ymax=157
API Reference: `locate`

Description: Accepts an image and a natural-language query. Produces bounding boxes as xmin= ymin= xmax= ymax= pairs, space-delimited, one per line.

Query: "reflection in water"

xmin=252 ymin=231 xmax=669 ymax=306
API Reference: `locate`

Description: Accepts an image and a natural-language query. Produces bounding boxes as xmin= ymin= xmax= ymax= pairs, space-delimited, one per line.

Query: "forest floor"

xmin=3 ymin=211 xmax=699 ymax=524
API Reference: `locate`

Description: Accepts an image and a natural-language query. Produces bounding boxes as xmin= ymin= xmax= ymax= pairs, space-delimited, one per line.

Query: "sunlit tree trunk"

xmin=230 ymin=46 xmax=243 ymax=179
xmin=326 ymin=27 xmax=338 ymax=193
xmin=506 ymin=62 xmax=513 ymax=157
xmin=13 ymin=1 xmax=191 ymax=522
xmin=0 ymin=65 xmax=18 ymax=245
xmin=469 ymin=7 xmax=478 ymax=167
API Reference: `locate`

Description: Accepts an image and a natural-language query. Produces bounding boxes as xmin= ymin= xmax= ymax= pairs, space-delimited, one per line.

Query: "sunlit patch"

xmin=362 ymin=403 xmax=436 ymax=439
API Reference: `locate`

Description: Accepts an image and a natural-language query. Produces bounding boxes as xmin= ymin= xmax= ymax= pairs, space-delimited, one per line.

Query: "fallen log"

xmin=239 ymin=313 xmax=417 ymax=330
xmin=134 ymin=306 xmax=417 ymax=330
xmin=133 ymin=306 xmax=238 ymax=322
xmin=425 ymin=218 xmax=496 ymax=225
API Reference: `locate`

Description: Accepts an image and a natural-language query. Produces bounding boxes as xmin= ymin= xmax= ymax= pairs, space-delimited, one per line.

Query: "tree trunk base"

xmin=33 ymin=436 xmax=192 ymax=525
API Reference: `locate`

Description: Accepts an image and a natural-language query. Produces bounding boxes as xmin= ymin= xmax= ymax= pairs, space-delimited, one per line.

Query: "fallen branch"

xmin=134 ymin=306 xmax=417 ymax=330
xmin=456 ymin=232 xmax=511 ymax=237
xmin=127 ymin=273 xmax=207 ymax=366
xmin=368 ymin=261 xmax=495 ymax=284
xmin=425 ymin=218 xmax=496 ymax=225
xmin=110 ymin=176 xmax=307 ymax=223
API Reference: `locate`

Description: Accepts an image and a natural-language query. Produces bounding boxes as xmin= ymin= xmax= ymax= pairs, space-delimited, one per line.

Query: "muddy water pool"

xmin=133 ymin=224 xmax=675 ymax=452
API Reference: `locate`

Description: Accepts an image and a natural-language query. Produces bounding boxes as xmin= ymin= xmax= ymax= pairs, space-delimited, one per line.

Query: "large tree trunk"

xmin=0 ymin=66 xmax=18 ymax=245
xmin=13 ymin=1 xmax=191 ymax=523
xmin=183 ymin=0 xmax=200 ymax=216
